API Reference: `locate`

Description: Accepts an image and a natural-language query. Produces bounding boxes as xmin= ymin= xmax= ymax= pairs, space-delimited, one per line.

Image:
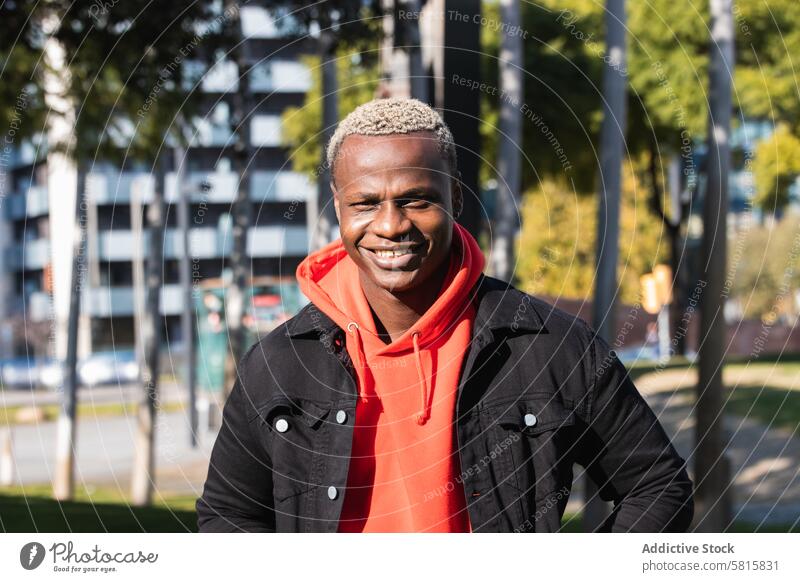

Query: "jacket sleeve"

xmin=573 ymin=333 xmax=694 ymax=532
xmin=196 ymin=348 xmax=276 ymax=532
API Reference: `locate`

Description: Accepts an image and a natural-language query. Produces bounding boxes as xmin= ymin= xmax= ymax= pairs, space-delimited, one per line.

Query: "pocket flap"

xmin=487 ymin=397 xmax=576 ymax=435
xmin=256 ymin=396 xmax=330 ymax=430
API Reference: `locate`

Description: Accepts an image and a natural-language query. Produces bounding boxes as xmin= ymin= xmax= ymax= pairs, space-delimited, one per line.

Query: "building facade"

xmin=1 ymin=6 xmax=316 ymax=361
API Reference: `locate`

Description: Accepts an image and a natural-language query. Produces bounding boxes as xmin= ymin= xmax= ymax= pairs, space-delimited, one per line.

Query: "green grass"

xmin=0 ymin=484 xmax=197 ymax=532
xmin=725 ymin=386 xmax=800 ymax=433
xmin=626 ymin=356 xmax=800 ymax=433
xmin=559 ymin=512 xmax=799 ymax=532
xmin=0 ymin=401 xmax=186 ymax=427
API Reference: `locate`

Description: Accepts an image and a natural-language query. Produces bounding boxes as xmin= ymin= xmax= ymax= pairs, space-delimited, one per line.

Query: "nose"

xmin=371 ymin=201 xmax=412 ymax=239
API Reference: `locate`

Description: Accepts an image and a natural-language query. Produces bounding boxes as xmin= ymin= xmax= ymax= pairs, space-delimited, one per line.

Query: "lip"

xmin=360 ymin=244 xmax=425 ymax=270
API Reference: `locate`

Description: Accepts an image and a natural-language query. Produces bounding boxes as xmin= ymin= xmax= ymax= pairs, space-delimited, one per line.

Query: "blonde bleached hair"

xmin=326 ymin=97 xmax=458 ymax=184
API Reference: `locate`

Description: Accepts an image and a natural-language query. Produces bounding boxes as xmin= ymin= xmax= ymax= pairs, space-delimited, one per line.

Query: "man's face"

xmin=332 ymin=131 xmax=461 ymax=294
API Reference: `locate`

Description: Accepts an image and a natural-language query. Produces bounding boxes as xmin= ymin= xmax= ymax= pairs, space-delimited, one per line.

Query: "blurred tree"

xmin=487 ymin=0 xmax=524 ymax=284
xmin=728 ymin=214 xmax=800 ymax=321
xmin=734 ymin=0 xmax=800 ymax=133
xmin=517 ymin=168 xmax=666 ymax=306
xmin=44 ymin=0 xmax=226 ymax=504
xmin=0 ymin=0 xmax=47 ymax=145
xmin=753 ymin=124 xmax=800 ymax=217
xmin=281 ymin=50 xmax=380 ymax=179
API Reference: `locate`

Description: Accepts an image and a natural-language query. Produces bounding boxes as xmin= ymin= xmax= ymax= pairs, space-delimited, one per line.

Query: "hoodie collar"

xmin=285 ymin=273 xmax=546 ymax=339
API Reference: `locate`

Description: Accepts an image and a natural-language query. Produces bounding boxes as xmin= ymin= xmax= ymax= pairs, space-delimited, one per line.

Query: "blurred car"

xmin=0 ymin=357 xmax=41 ymax=389
xmin=78 ymin=350 xmax=139 ymax=387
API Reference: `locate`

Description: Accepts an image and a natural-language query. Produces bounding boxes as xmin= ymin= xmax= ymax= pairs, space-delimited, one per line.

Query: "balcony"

xmin=6 ymin=185 xmax=49 ymax=220
xmin=83 ymin=284 xmax=184 ymax=317
xmin=88 ymin=169 xmax=314 ymax=204
xmin=249 ymin=60 xmax=312 ymax=93
xmin=5 ymin=238 xmax=51 ymax=271
xmin=240 ymin=6 xmax=302 ymax=39
xmin=96 ymin=225 xmax=307 ymax=261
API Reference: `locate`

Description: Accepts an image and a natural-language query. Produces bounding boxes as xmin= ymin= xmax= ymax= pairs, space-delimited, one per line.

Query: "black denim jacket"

xmin=196 ymin=275 xmax=694 ymax=532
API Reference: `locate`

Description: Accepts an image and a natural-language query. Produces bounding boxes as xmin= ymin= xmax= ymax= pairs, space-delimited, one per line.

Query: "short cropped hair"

xmin=326 ymin=97 xmax=458 ymax=184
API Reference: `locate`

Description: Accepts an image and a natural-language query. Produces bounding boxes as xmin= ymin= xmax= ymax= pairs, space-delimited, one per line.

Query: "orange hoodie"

xmin=296 ymin=222 xmax=484 ymax=532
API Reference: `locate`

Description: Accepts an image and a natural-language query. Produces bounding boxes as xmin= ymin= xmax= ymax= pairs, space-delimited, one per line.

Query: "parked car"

xmin=78 ymin=350 xmax=139 ymax=387
xmin=0 ymin=357 xmax=41 ymax=390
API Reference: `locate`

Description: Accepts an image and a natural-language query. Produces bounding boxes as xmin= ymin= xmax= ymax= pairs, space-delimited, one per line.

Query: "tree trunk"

xmin=488 ymin=0 xmax=523 ymax=284
xmin=53 ymin=166 xmax=87 ymax=501
xmin=695 ymin=0 xmax=734 ymax=532
xmin=130 ymin=156 xmax=166 ymax=506
xmin=382 ymin=0 xmax=429 ymax=102
xmin=223 ymin=0 xmax=253 ymax=402
xmin=585 ymin=0 xmax=627 ymax=532
xmin=441 ymin=0 xmax=482 ymax=239
xmin=311 ymin=29 xmax=340 ymax=251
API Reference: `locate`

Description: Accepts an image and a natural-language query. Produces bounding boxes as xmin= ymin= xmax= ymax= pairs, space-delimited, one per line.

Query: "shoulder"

xmin=476 ymin=274 xmax=597 ymax=347
xmin=236 ymin=303 xmax=344 ymax=406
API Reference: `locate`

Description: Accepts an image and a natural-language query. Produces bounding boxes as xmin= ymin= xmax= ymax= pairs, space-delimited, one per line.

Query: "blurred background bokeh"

xmin=1 ymin=0 xmax=799 ymax=532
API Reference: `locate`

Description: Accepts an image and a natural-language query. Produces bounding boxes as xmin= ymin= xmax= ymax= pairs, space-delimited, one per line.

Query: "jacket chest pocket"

xmin=253 ymin=396 xmax=331 ymax=502
xmin=482 ymin=396 xmax=577 ymax=510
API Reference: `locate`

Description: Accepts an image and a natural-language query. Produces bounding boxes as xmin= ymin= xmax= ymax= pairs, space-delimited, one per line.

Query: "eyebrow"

xmin=346 ymin=187 xmax=443 ymax=203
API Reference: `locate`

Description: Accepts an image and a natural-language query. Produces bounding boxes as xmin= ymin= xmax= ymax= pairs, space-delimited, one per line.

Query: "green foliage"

xmin=734 ymin=0 xmax=800 ymax=131
xmin=728 ymin=213 xmax=800 ymax=320
xmin=626 ymin=0 xmax=709 ymax=155
xmin=281 ymin=50 xmax=379 ymax=179
xmin=0 ymin=0 xmax=48 ymax=148
xmin=516 ymin=168 xmax=667 ymax=305
xmin=48 ymin=0 xmax=227 ymax=164
xmin=753 ymin=124 xmax=800 ymax=215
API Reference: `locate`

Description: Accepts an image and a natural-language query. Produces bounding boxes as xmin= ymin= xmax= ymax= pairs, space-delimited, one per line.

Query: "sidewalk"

xmin=635 ymin=368 xmax=800 ymax=527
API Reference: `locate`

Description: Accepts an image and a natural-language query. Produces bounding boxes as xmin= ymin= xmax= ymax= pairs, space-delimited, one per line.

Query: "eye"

xmin=351 ymin=201 xmax=377 ymax=210
xmin=400 ymin=198 xmax=433 ymax=209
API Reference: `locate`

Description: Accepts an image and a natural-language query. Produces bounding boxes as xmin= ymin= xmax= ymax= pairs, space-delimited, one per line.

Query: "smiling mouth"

xmin=369 ymin=248 xmax=418 ymax=258
xmin=361 ymin=244 xmax=425 ymax=269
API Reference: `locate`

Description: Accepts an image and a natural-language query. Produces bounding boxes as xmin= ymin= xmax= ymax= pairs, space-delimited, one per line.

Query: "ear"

xmin=451 ymin=172 xmax=464 ymax=220
xmin=332 ymin=181 xmax=341 ymax=223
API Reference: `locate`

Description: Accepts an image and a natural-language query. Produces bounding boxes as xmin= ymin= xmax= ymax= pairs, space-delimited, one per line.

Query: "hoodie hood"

xmin=296 ymin=221 xmax=485 ymax=424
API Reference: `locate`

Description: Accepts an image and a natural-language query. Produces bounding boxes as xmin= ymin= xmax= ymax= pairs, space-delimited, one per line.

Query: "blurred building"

xmin=0 ymin=6 xmax=315 ymax=360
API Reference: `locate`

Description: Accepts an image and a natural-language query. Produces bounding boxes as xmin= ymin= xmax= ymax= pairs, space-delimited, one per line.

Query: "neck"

xmin=359 ymin=266 xmax=448 ymax=344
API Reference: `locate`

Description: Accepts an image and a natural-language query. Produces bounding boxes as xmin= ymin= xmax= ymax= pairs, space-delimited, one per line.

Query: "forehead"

xmin=333 ymin=131 xmax=449 ymax=187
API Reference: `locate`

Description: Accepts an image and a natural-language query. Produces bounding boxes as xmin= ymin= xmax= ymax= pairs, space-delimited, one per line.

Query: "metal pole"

xmin=175 ymin=143 xmax=198 ymax=448
xmin=585 ymin=0 xmax=627 ymax=531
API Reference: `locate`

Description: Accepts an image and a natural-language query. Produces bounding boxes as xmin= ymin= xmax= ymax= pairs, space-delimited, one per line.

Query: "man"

xmin=196 ymin=97 xmax=694 ymax=533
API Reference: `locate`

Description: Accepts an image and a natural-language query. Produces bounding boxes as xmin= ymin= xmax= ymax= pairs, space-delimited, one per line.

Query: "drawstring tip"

xmin=416 ymin=414 xmax=427 ymax=426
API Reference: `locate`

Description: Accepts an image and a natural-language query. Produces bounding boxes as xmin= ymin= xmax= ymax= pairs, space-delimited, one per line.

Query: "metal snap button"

xmin=327 ymin=486 xmax=338 ymax=500
xmin=335 ymin=410 xmax=347 ymax=424
xmin=523 ymin=413 xmax=537 ymax=427
xmin=275 ymin=418 xmax=289 ymax=433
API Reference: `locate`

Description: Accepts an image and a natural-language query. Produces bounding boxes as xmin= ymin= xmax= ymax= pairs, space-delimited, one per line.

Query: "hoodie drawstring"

xmin=412 ymin=332 xmax=430 ymax=426
xmin=347 ymin=322 xmax=369 ymax=403
xmin=348 ymin=323 xmax=430 ymax=425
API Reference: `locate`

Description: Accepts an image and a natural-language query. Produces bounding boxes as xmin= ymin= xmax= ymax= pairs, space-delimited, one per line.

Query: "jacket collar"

xmin=285 ymin=273 xmax=546 ymax=339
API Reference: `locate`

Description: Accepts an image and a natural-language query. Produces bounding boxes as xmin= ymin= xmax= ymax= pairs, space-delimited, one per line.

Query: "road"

xmin=1 ymin=405 xmax=217 ymax=497
xmin=0 ymin=382 xmax=186 ymax=409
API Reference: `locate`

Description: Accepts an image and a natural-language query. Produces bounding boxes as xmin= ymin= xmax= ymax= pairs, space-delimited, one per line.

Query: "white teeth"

xmin=374 ymin=249 xmax=412 ymax=258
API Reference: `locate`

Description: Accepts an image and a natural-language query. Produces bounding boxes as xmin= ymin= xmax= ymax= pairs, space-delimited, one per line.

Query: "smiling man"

xmin=196 ymin=97 xmax=694 ymax=533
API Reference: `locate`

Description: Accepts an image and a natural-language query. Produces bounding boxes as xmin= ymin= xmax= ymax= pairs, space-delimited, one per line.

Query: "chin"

xmin=372 ymin=274 xmax=419 ymax=294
